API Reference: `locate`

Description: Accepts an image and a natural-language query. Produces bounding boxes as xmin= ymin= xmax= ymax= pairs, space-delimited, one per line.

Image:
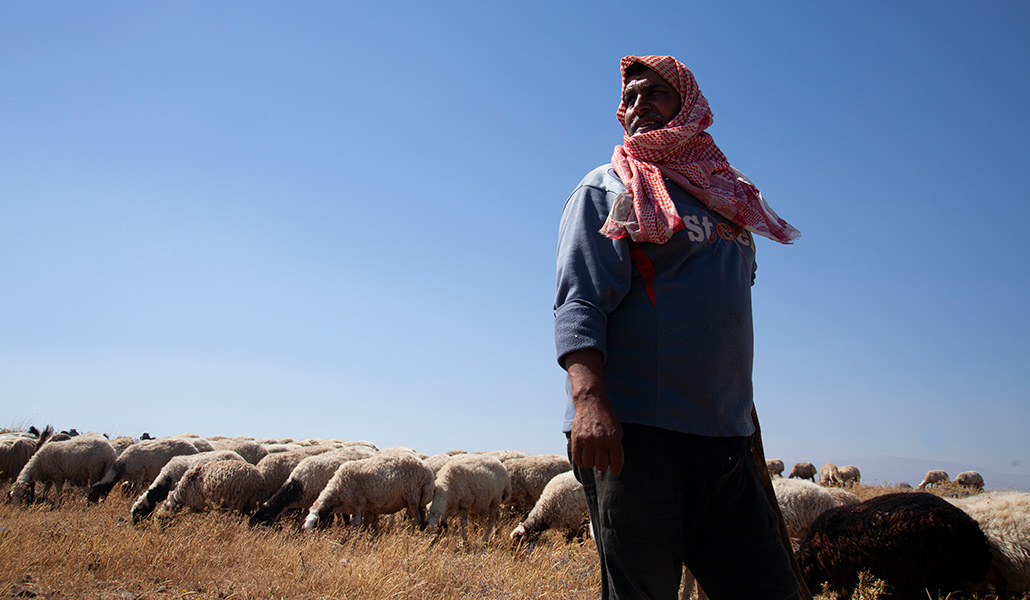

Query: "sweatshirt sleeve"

xmin=553 ymin=182 xmax=633 ymax=369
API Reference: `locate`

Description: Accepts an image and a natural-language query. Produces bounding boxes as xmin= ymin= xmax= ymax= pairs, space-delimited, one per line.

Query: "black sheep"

xmin=796 ymin=492 xmax=990 ymax=599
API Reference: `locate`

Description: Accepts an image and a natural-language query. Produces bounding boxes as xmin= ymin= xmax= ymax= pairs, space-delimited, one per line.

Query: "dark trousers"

xmin=570 ymin=424 xmax=800 ymax=600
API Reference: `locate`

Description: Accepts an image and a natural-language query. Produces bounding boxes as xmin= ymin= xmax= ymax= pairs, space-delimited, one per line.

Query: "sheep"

xmin=109 ymin=436 xmax=138 ymax=455
xmin=837 ymin=464 xmax=860 ymax=486
xmin=918 ymin=468 xmax=949 ymax=488
xmin=766 ymin=458 xmax=784 ymax=478
xmin=509 ymin=471 xmax=588 ymax=545
xmin=251 ymin=446 xmax=376 ymax=527
xmin=424 ymin=453 xmax=456 ymax=475
xmin=10 ymin=434 xmax=117 ymax=505
xmin=818 ymin=463 xmax=841 ymax=486
xmin=163 ymin=458 xmax=268 ymax=514
xmin=303 ymin=449 xmax=435 ymax=531
xmin=955 ymin=470 xmax=985 ymax=490
xmin=789 ymin=461 xmax=816 ymax=481
xmin=948 ymin=490 xmax=1030 ymax=596
xmin=772 ymin=478 xmax=839 ymax=540
xmin=475 ymin=449 xmax=530 ymax=463
xmin=254 ymin=445 xmax=340 ymax=494
xmin=130 ymin=450 xmax=247 ymax=523
xmin=796 ymin=492 xmax=990 ymax=600
xmin=88 ymin=437 xmax=200 ymax=502
xmin=208 ymin=439 xmax=267 ymax=465
xmin=0 ymin=426 xmax=50 ymax=482
xmin=426 ymin=453 xmax=512 ymax=544
xmin=824 ymin=487 xmax=860 ymax=507
xmin=502 ymin=454 xmax=572 ymax=515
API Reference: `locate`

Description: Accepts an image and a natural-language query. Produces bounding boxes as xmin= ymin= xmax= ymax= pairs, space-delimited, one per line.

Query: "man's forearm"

xmin=565 ymin=349 xmax=625 ymax=473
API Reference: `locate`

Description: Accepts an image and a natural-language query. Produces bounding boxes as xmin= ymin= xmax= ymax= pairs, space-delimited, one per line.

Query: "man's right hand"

xmin=564 ymin=349 xmax=625 ymax=474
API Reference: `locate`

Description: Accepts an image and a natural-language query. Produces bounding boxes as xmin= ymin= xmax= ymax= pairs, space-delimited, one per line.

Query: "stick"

xmin=750 ymin=406 xmax=814 ymax=600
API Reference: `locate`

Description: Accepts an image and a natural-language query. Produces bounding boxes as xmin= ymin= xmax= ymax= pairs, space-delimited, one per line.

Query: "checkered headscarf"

xmin=600 ymin=55 xmax=800 ymax=245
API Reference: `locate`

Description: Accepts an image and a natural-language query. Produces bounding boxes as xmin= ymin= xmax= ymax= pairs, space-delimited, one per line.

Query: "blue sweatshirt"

xmin=554 ymin=164 xmax=758 ymax=437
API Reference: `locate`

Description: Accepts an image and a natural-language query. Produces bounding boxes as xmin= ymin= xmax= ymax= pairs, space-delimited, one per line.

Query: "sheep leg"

xmin=484 ymin=500 xmax=500 ymax=543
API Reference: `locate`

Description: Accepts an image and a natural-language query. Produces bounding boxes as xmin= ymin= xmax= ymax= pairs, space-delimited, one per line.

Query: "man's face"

xmin=621 ymin=68 xmax=682 ymax=136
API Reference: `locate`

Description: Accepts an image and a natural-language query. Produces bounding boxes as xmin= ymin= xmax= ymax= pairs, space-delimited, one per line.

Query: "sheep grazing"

xmin=955 ymin=470 xmax=985 ymax=490
xmin=303 ymin=450 xmax=435 ymax=531
xmin=0 ymin=426 xmax=50 ymax=482
xmin=789 ymin=461 xmax=816 ymax=481
xmin=918 ymin=468 xmax=949 ymax=488
xmin=766 ymin=458 xmax=784 ymax=478
xmin=797 ymin=492 xmax=990 ymax=600
xmin=88 ymin=437 xmax=200 ymax=503
xmin=10 ymin=434 xmax=117 ymax=505
xmin=163 ymin=459 xmax=268 ymax=514
xmin=208 ymin=439 xmax=268 ymax=465
xmin=502 ymin=454 xmax=572 ymax=515
xmin=818 ymin=463 xmax=841 ymax=486
xmin=130 ymin=450 xmax=246 ymax=523
xmin=427 ymin=453 xmax=512 ymax=544
xmin=108 ymin=436 xmax=137 ymax=455
xmin=824 ymin=487 xmax=860 ymax=507
xmin=772 ymin=478 xmax=838 ymax=540
xmin=510 ymin=471 xmax=588 ymax=545
xmin=837 ymin=464 xmax=860 ymax=486
xmin=251 ymin=446 xmax=376 ymax=527
xmin=255 ymin=445 xmax=341 ymax=494
xmin=948 ymin=491 xmax=1030 ymax=596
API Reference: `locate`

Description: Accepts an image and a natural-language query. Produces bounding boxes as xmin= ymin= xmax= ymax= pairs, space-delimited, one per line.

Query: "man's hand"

xmin=564 ymin=349 xmax=625 ymax=474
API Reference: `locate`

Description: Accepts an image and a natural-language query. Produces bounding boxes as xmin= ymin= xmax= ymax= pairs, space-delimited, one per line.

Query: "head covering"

xmin=600 ymin=55 xmax=799 ymax=245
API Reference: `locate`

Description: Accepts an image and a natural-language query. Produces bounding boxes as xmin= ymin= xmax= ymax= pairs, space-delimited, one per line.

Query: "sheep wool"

xmin=303 ymin=449 xmax=435 ymax=531
xmin=789 ymin=461 xmax=816 ymax=481
xmin=427 ymin=453 xmax=512 ymax=544
xmin=510 ymin=471 xmax=588 ymax=544
xmin=251 ymin=446 xmax=375 ymax=527
xmin=10 ymin=434 xmax=117 ymax=505
xmin=797 ymin=492 xmax=990 ymax=600
xmin=772 ymin=477 xmax=838 ymax=540
xmin=164 ymin=458 xmax=268 ymax=514
xmin=130 ymin=450 xmax=247 ymax=523
xmin=89 ymin=437 xmax=200 ymax=503
xmin=948 ymin=490 xmax=1030 ymax=595
xmin=502 ymin=454 xmax=572 ymax=515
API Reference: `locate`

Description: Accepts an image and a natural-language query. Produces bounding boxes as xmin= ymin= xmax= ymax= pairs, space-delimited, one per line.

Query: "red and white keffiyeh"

xmin=600 ymin=55 xmax=800 ymax=245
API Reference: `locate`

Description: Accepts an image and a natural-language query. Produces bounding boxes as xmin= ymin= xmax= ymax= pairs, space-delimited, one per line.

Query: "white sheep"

xmin=88 ymin=437 xmax=200 ymax=502
xmin=766 ymin=458 xmax=785 ymax=478
xmin=789 ymin=461 xmax=817 ymax=481
xmin=509 ymin=471 xmax=588 ymax=544
xmin=772 ymin=477 xmax=839 ymax=539
xmin=955 ymin=470 xmax=985 ymax=490
xmin=837 ymin=464 xmax=861 ymax=486
xmin=825 ymin=487 xmax=861 ymax=507
xmin=255 ymin=445 xmax=339 ymax=494
xmin=0 ymin=427 xmax=49 ymax=482
xmin=427 ymin=453 xmax=512 ymax=544
xmin=303 ymin=449 xmax=435 ymax=531
xmin=109 ymin=436 xmax=138 ymax=455
xmin=819 ymin=462 xmax=841 ymax=486
xmin=208 ymin=439 xmax=267 ymax=465
xmin=251 ymin=446 xmax=376 ymax=527
xmin=918 ymin=469 xmax=950 ymax=488
xmin=948 ymin=490 xmax=1030 ymax=595
xmin=130 ymin=450 xmax=246 ymax=523
xmin=475 ymin=449 xmax=530 ymax=463
xmin=163 ymin=458 xmax=268 ymax=514
xmin=503 ymin=454 xmax=572 ymax=515
xmin=10 ymin=434 xmax=117 ymax=505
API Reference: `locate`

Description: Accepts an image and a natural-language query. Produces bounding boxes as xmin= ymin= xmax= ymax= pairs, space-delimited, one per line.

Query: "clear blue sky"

xmin=3 ymin=2 xmax=1028 ymax=485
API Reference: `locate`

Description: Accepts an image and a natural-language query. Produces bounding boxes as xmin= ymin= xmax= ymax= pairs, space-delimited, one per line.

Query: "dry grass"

xmin=0 ymin=481 xmax=1020 ymax=600
xmin=0 ymin=486 xmax=600 ymax=600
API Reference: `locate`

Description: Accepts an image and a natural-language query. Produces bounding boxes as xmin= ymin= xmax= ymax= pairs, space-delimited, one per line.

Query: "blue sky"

xmin=3 ymin=2 xmax=1028 ymax=486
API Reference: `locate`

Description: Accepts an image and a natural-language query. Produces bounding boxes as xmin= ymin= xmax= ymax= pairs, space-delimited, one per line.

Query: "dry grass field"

xmin=0 ymin=477 xmax=1021 ymax=599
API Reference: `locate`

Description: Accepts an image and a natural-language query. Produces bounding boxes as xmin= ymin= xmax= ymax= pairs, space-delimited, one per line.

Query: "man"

xmin=553 ymin=55 xmax=802 ymax=599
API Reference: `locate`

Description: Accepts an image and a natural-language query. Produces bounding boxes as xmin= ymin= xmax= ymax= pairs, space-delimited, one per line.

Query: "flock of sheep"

xmin=2 ymin=427 xmax=1029 ymax=599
